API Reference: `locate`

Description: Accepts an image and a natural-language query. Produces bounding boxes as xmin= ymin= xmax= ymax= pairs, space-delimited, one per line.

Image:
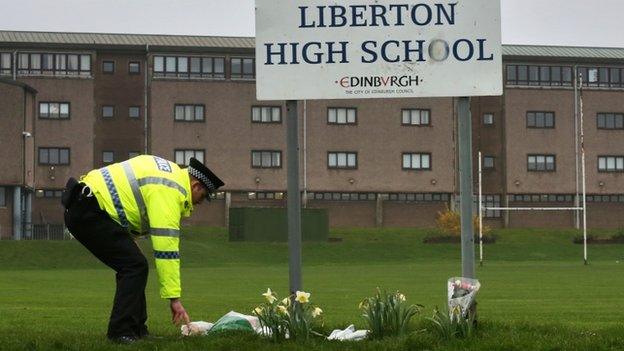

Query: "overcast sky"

xmin=1 ymin=0 xmax=622 ymax=48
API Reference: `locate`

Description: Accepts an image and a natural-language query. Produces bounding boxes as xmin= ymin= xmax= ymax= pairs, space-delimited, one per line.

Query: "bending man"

xmin=62 ymin=156 xmax=224 ymax=343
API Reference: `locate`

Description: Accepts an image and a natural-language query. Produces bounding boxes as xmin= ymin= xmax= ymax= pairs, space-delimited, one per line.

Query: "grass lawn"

xmin=1 ymin=227 xmax=624 ymax=350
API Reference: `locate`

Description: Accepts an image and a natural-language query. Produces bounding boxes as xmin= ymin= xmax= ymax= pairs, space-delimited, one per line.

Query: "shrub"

xmin=359 ymin=288 xmax=423 ymax=339
xmin=435 ymin=206 xmax=491 ymax=236
xmin=427 ymin=306 xmax=476 ymax=340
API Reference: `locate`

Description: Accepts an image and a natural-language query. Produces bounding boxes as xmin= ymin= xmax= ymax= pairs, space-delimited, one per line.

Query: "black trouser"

xmin=63 ymin=180 xmax=149 ymax=339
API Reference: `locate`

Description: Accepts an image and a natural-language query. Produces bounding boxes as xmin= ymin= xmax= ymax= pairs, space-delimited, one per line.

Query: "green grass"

xmin=1 ymin=227 xmax=624 ymax=350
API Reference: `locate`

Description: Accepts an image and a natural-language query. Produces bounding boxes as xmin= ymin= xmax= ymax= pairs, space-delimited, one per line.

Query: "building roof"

xmin=0 ymin=30 xmax=255 ymax=51
xmin=1 ymin=31 xmax=624 ymax=61
xmin=502 ymin=44 xmax=624 ymax=60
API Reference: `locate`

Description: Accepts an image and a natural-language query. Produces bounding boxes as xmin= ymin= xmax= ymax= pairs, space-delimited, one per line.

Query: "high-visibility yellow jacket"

xmin=81 ymin=155 xmax=193 ymax=299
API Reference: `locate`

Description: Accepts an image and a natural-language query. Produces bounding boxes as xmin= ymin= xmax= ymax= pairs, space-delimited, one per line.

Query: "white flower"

xmin=281 ymin=297 xmax=291 ymax=306
xmin=312 ymin=307 xmax=323 ymax=318
xmin=295 ymin=291 xmax=310 ymax=304
xmin=397 ymin=293 xmax=406 ymax=302
xmin=454 ymin=279 xmax=461 ymax=287
xmin=254 ymin=307 xmax=263 ymax=315
xmin=277 ymin=305 xmax=289 ymax=316
xmin=262 ymin=288 xmax=277 ymax=303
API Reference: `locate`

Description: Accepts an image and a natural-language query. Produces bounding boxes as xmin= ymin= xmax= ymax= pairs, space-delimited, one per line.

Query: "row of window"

xmin=15 ymin=53 xmax=92 ymax=76
xmin=506 ymin=65 xmax=624 ymax=88
xmin=30 ymin=147 xmax=624 ymax=174
xmin=153 ymin=56 xmax=254 ymax=79
xmin=34 ymin=102 xmax=624 ymax=132
xmin=0 ymin=52 xmax=256 ymax=79
xmin=509 ymin=194 xmax=624 ymax=203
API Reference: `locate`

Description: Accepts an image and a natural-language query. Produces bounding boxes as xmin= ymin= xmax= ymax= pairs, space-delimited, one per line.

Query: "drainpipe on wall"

xmin=13 ymin=187 xmax=22 ymax=240
xmin=144 ymin=44 xmax=149 ymax=154
xmin=13 ymin=50 xmax=17 ymax=80
xmin=302 ymin=100 xmax=307 ymax=208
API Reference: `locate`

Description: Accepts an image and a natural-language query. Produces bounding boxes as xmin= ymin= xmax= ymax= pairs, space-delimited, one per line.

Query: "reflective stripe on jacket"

xmin=81 ymin=155 xmax=193 ymax=299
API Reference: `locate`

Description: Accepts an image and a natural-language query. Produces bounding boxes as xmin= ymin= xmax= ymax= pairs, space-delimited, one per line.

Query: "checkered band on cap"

xmin=188 ymin=167 xmax=217 ymax=192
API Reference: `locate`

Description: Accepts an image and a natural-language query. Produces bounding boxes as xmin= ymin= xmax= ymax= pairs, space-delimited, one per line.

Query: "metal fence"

xmin=0 ymin=223 xmax=72 ymax=240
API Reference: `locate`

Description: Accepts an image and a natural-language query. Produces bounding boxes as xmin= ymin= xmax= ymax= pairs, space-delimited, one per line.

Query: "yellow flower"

xmin=312 ymin=307 xmax=323 ymax=318
xmin=254 ymin=307 xmax=263 ymax=315
xmin=398 ymin=293 xmax=406 ymax=302
xmin=359 ymin=300 xmax=367 ymax=309
xmin=281 ymin=297 xmax=291 ymax=306
xmin=295 ymin=291 xmax=310 ymax=304
xmin=277 ymin=305 xmax=289 ymax=315
xmin=262 ymin=288 xmax=277 ymax=304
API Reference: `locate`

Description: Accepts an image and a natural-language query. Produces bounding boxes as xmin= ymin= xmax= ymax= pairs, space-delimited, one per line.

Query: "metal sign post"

xmin=458 ymin=97 xmax=475 ymax=279
xmin=286 ymin=100 xmax=302 ymax=293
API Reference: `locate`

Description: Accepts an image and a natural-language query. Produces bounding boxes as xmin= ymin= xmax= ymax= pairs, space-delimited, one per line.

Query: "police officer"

xmin=62 ymin=155 xmax=224 ymax=343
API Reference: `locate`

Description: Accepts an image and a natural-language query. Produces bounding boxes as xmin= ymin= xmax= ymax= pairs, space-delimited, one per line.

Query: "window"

xmin=527 ymin=154 xmax=556 ymax=172
xmin=0 ymin=187 xmax=5 ymax=207
xmin=481 ymin=195 xmax=501 ymax=218
xmin=328 ymin=107 xmax=357 ymax=124
xmin=527 ymin=111 xmax=555 ymax=128
xmin=252 ymin=106 xmax=281 ymax=123
xmin=39 ymin=147 xmax=70 ymax=165
xmin=128 ymin=61 xmax=140 ymax=74
xmin=388 ymin=192 xmax=449 ymax=202
xmin=252 ymin=150 xmax=281 ymax=168
xmin=102 ymin=151 xmax=114 ymax=164
xmin=174 ymin=104 xmax=204 ymax=121
xmin=597 ymin=113 xmax=624 ymax=130
xmin=39 ymin=102 xmax=70 ymax=119
xmin=598 ymin=156 xmax=624 ymax=172
xmin=510 ymin=194 xmax=575 ymax=203
xmin=35 ymin=189 xmax=63 ymax=198
xmin=506 ymin=64 xmax=573 ymax=87
xmin=153 ymin=55 xmax=225 ymax=79
xmin=328 ymin=152 xmax=357 ymax=169
xmin=17 ymin=52 xmax=90 ymax=76
xmin=230 ymin=57 xmax=255 ymax=79
xmin=249 ymin=191 xmax=285 ymax=200
xmin=402 ymin=153 xmax=431 ymax=170
xmin=483 ymin=156 xmax=495 ymax=169
xmin=102 ymin=106 xmax=115 ymax=118
xmin=308 ymin=192 xmax=377 ymax=201
xmin=483 ymin=113 xmax=494 ymax=125
xmin=0 ymin=52 xmax=11 ymax=75
xmin=401 ymin=109 xmax=430 ymax=126
xmin=129 ymin=106 xmax=141 ymax=118
xmin=128 ymin=151 xmax=140 ymax=159
xmin=175 ymin=149 xmax=205 ymax=166
xmin=102 ymin=61 xmax=115 ymax=74
xmin=586 ymin=194 xmax=624 ymax=203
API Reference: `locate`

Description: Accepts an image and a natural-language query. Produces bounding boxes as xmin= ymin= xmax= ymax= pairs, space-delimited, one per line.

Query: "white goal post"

xmin=477 ymin=76 xmax=589 ymax=266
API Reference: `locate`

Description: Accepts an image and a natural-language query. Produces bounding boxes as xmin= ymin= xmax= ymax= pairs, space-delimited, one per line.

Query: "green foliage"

xmin=359 ymin=288 xmax=423 ymax=339
xmin=427 ymin=306 xmax=476 ymax=340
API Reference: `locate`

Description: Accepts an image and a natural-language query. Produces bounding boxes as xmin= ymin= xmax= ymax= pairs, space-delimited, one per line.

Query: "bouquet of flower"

xmin=447 ymin=277 xmax=480 ymax=318
xmin=252 ymin=288 xmax=323 ymax=342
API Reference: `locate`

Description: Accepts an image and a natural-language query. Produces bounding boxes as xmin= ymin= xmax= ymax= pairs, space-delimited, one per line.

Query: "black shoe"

xmin=109 ymin=335 xmax=138 ymax=344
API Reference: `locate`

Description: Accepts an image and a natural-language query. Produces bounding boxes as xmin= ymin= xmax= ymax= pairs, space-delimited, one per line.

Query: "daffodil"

xmin=397 ymin=293 xmax=406 ymax=302
xmin=281 ymin=297 xmax=290 ymax=306
xmin=277 ymin=305 xmax=289 ymax=316
xmin=262 ymin=288 xmax=277 ymax=303
xmin=359 ymin=300 xmax=367 ymax=309
xmin=312 ymin=307 xmax=323 ymax=318
xmin=295 ymin=291 xmax=310 ymax=304
xmin=254 ymin=307 xmax=263 ymax=315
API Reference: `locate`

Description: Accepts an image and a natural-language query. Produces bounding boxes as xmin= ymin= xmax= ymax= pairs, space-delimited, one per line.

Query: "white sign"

xmin=255 ymin=0 xmax=502 ymax=100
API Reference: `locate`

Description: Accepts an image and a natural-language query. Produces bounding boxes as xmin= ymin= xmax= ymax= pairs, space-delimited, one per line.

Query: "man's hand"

xmin=169 ymin=298 xmax=191 ymax=326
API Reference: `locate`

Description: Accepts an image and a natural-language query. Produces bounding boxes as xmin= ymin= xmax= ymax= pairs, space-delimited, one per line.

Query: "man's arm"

xmin=147 ymin=189 xmax=189 ymax=324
